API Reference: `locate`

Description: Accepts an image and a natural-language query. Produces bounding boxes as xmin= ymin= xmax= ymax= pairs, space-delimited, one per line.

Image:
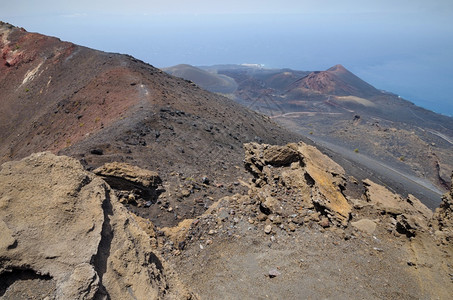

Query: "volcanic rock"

xmin=245 ymin=142 xmax=351 ymax=224
xmin=351 ymin=219 xmax=377 ymax=235
xmin=93 ymin=162 xmax=162 ymax=189
xmin=363 ymin=179 xmax=433 ymax=234
xmin=0 ymin=152 xmax=191 ymax=299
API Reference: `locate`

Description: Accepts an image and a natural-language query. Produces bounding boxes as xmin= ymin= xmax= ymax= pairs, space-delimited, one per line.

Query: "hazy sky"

xmin=2 ymin=1 xmax=453 ymax=115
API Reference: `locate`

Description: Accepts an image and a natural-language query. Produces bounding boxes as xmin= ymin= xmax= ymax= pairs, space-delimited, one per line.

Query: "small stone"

xmin=202 ymin=176 xmax=210 ymax=184
xmin=264 ymin=225 xmax=272 ymax=234
xmin=178 ymin=241 xmax=186 ymax=250
xmin=208 ymin=229 xmax=216 ymax=235
xmin=181 ymin=189 xmax=191 ymax=197
xmin=90 ymin=149 xmax=103 ymax=155
xmin=257 ymin=213 xmax=268 ymax=222
xmin=319 ymin=217 xmax=330 ymax=228
xmin=351 ymin=219 xmax=376 ymax=235
xmin=144 ymin=201 xmax=152 ymax=207
xmin=268 ymin=268 xmax=281 ymax=278
xmin=288 ymin=223 xmax=297 ymax=232
xmin=167 ymin=207 xmax=173 ymax=212
xmin=206 ymin=239 xmax=213 ymax=245
xmin=291 ymin=215 xmax=304 ymax=225
xmin=248 ymin=218 xmax=255 ymax=224
xmin=270 ymin=215 xmax=282 ymax=225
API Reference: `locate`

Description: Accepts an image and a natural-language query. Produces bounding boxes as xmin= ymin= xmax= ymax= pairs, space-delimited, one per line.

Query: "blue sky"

xmin=2 ymin=1 xmax=453 ymax=115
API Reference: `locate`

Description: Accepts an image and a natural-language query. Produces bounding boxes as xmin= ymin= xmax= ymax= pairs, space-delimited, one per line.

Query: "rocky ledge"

xmin=0 ymin=152 xmax=192 ymax=299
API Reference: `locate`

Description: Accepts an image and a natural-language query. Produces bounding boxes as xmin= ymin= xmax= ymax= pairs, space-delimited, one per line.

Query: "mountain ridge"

xmin=0 ymin=21 xmax=306 ymax=228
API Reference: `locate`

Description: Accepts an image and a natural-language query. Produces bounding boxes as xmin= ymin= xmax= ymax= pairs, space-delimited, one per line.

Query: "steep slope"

xmin=0 ymin=22 xmax=303 ymax=226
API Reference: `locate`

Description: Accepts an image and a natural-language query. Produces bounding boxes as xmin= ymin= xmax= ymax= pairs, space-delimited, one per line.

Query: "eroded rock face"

xmin=93 ymin=162 xmax=162 ymax=189
xmin=362 ymin=179 xmax=433 ymax=237
xmin=244 ymin=142 xmax=351 ymax=225
xmin=430 ymin=174 xmax=453 ymax=244
xmin=94 ymin=162 xmax=163 ymax=207
xmin=0 ymin=152 xmax=191 ymax=299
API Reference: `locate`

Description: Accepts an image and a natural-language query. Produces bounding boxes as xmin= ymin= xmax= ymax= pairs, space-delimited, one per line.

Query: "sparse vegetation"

xmin=399 ymin=155 xmax=405 ymax=161
xmin=354 ymin=148 xmax=359 ymax=153
xmin=25 ymin=88 xmax=29 ymax=92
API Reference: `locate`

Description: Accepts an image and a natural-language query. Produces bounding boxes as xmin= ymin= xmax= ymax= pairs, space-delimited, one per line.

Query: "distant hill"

xmin=162 ymin=64 xmax=237 ymax=94
xmin=288 ymin=64 xmax=382 ymax=98
xmin=202 ymin=63 xmax=453 ymax=198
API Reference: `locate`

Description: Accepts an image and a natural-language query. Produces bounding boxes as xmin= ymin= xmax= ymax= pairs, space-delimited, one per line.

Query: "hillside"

xmin=0 ymin=21 xmax=303 ymax=227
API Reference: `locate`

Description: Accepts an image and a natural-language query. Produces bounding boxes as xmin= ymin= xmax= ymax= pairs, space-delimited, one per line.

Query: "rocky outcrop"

xmin=94 ymin=162 xmax=162 ymax=207
xmin=94 ymin=162 xmax=162 ymax=189
xmin=430 ymin=173 xmax=453 ymax=244
xmin=0 ymin=152 xmax=192 ymax=299
xmin=244 ymin=142 xmax=351 ymax=225
xmin=362 ymin=179 xmax=433 ymax=237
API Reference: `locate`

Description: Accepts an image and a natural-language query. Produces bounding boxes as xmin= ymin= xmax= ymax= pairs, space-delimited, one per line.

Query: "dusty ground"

xmin=154 ymin=143 xmax=453 ymax=300
xmin=159 ymin=185 xmax=453 ymax=300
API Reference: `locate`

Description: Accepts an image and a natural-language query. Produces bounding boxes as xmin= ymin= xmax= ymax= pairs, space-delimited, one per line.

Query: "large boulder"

xmin=0 ymin=152 xmax=192 ymax=299
xmin=244 ymin=142 xmax=351 ymax=225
